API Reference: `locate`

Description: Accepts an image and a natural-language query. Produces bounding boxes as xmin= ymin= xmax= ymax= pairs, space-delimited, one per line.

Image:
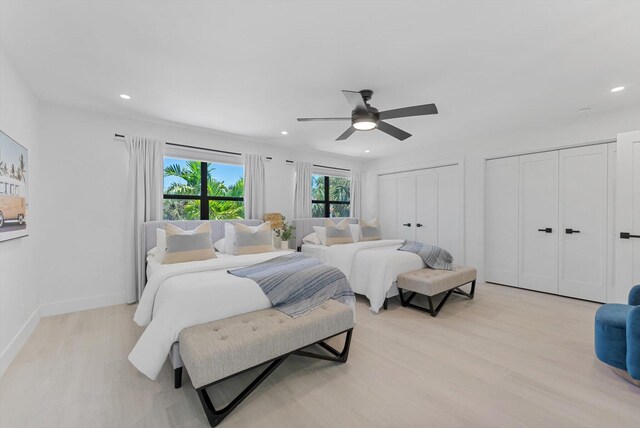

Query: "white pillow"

xmin=312 ymin=226 xmax=327 ymax=246
xmin=302 ymin=232 xmax=322 ymax=245
xmin=156 ymin=228 xmax=167 ymax=263
xmin=224 ymin=223 xmax=236 ymax=254
xmin=349 ymin=224 xmax=360 ymax=243
xmin=214 ymin=238 xmax=225 ymax=253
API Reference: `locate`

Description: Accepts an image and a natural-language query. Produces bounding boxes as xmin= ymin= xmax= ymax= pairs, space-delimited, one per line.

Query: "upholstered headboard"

xmin=293 ymin=217 xmax=359 ymax=248
xmin=144 ymin=219 xmax=262 ymax=254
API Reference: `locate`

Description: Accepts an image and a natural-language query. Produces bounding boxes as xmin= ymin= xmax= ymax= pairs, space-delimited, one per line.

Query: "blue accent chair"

xmin=595 ymin=285 xmax=640 ymax=386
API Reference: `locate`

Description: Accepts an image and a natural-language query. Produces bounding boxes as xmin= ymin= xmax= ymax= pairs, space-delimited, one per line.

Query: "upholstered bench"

xmin=397 ymin=266 xmax=477 ymax=317
xmin=178 ymin=300 xmax=354 ymax=427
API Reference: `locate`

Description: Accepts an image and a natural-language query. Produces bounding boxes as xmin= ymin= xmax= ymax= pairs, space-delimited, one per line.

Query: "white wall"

xmin=0 ymin=47 xmax=42 ymax=376
xmin=364 ymin=107 xmax=640 ymax=283
xmin=37 ymin=103 xmax=363 ymax=314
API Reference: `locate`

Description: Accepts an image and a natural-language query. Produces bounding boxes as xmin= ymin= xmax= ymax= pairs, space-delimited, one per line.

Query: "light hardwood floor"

xmin=1 ymin=283 xmax=639 ymax=428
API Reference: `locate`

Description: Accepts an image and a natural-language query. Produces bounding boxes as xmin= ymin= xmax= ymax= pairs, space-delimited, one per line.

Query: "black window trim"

xmin=163 ymin=160 xmax=243 ymax=220
xmin=312 ymin=175 xmax=350 ymax=218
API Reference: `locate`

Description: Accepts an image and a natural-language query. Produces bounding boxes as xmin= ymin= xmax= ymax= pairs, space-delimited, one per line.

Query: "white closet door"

xmin=396 ymin=172 xmax=416 ymax=240
xmin=519 ymin=151 xmax=559 ymax=294
xmin=559 ymin=145 xmax=608 ymax=302
xmin=615 ymin=130 xmax=640 ymax=304
xmin=414 ymin=169 xmax=437 ymax=244
xmin=378 ymin=174 xmax=397 ymax=239
xmin=485 ymin=157 xmax=519 ymax=286
xmin=437 ymin=165 xmax=463 ymax=263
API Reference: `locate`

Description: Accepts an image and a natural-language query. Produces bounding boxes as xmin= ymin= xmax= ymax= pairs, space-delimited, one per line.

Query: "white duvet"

xmin=129 ymin=251 xmax=290 ymax=381
xmin=302 ymin=240 xmax=425 ymax=313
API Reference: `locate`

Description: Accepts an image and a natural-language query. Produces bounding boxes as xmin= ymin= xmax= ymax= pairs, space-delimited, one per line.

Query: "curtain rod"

xmin=115 ymin=133 xmax=350 ymax=172
xmin=114 ymin=133 xmax=242 ymax=156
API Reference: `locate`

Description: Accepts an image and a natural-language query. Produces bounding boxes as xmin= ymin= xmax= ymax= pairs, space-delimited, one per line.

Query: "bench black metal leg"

xmin=453 ymin=280 xmax=476 ymax=299
xmin=293 ymin=329 xmax=353 ymax=363
xmin=383 ymin=297 xmax=389 ymax=310
xmin=401 ymin=279 xmax=476 ymax=317
xmin=174 ymin=367 xmax=183 ymax=389
xmin=398 ymin=288 xmax=406 ymax=306
xmin=191 ymin=328 xmax=353 ymax=427
xmin=197 ymin=356 xmax=287 ymax=427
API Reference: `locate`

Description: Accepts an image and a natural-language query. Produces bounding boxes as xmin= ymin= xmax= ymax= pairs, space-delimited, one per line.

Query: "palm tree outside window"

xmin=163 ymin=157 xmax=245 ymax=220
xmin=311 ymin=175 xmax=351 ymax=218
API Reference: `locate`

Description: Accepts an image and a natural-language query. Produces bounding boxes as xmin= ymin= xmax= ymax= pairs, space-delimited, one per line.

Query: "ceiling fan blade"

xmin=341 ymin=90 xmax=368 ymax=112
xmin=379 ymin=103 xmax=438 ymax=120
xmin=377 ymin=121 xmax=412 ymax=141
xmin=336 ymin=126 xmax=356 ymax=141
xmin=297 ymin=117 xmax=351 ymax=122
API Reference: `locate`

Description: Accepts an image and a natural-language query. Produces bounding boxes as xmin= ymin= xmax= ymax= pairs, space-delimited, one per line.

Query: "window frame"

xmin=163 ymin=159 xmax=244 ymax=220
xmin=312 ymin=175 xmax=351 ymax=218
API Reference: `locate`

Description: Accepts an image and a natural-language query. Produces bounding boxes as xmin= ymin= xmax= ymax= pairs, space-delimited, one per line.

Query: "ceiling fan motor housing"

xmin=352 ymin=110 xmax=379 ymax=130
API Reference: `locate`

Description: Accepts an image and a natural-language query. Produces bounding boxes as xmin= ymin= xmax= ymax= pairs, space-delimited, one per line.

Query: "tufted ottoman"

xmin=178 ymin=300 xmax=354 ymax=427
xmin=397 ymin=266 xmax=476 ymax=317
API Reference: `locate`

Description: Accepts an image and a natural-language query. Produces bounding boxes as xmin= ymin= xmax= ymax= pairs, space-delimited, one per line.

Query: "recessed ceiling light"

xmin=120 ymin=94 xmax=131 ymax=100
xmin=281 ymin=131 xmax=288 ymax=135
xmin=611 ymin=86 xmax=625 ymax=92
xmin=364 ymin=150 xmax=371 ymax=153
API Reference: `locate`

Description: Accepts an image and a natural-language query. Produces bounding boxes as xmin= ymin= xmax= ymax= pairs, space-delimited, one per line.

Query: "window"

xmin=312 ymin=175 xmax=351 ymax=218
xmin=163 ymin=157 xmax=244 ymax=220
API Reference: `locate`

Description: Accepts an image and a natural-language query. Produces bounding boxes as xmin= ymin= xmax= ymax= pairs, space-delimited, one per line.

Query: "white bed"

xmin=130 ymin=249 xmax=293 ymax=380
xmin=301 ymin=239 xmax=425 ymax=313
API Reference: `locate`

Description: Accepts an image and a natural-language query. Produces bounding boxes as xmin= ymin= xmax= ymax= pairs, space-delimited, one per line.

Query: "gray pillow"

xmin=163 ymin=222 xmax=216 ymax=264
xmin=233 ymin=222 xmax=275 ymax=255
xmin=324 ymin=219 xmax=354 ymax=246
xmin=359 ymin=218 xmax=381 ymax=241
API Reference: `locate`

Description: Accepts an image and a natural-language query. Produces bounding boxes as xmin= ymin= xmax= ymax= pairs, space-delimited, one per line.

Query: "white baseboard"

xmin=40 ymin=292 xmax=127 ymax=317
xmin=0 ymin=306 xmax=41 ymax=378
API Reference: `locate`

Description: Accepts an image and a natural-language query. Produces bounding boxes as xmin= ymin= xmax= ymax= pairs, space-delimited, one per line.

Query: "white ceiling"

xmin=1 ymin=1 xmax=639 ymax=158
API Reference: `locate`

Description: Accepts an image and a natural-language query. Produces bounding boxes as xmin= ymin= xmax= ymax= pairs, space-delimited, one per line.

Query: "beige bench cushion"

xmin=398 ymin=266 xmax=476 ymax=297
xmin=179 ymin=300 xmax=354 ymax=389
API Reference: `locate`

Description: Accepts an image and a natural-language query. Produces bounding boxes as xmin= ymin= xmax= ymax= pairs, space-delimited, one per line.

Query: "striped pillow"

xmin=324 ymin=219 xmax=353 ymax=246
xmin=359 ymin=218 xmax=381 ymax=241
xmin=162 ymin=223 xmax=216 ymax=264
xmin=233 ymin=222 xmax=275 ymax=255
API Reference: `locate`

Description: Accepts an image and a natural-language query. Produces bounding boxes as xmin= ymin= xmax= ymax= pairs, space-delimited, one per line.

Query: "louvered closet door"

xmin=559 ymin=145 xmax=608 ymax=302
xmin=485 ymin=157 xmax=519 ymax=286
xmin=378 ymin=174 xmax=398 ymax=239
xmin=414 ymin=169 xmax=437 ymax=245
xmin=519 ymin=151 xmax=559 ymax=294
xmin=396 ymin=172 xmax=416 ymax=240
xmin=437 ymin=165 xmax=463 ymax=263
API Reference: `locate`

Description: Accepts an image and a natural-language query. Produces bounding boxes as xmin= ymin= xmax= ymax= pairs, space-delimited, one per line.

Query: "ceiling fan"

xmin=297 ymin=89 xmax=438 ymax=141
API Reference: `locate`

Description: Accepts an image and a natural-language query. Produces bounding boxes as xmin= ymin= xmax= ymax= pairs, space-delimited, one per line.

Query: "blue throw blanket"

xmin=398 ymin=240 xmax=454 ymax=271
xmin=228 ymin=253 xmax=355 ymax=317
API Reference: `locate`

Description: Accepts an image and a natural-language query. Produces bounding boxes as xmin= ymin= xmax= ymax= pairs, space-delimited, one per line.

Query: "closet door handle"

xmin=620 ymin=232 xmax=640 ymax=239
xmin=565 ymin=228 xmax=580 ymax=234
xmin=402 ymin=223 xmax=412 ymax=227
xmin=537 ymin=228 xmax=552 ymax=233
xmin=416 ymin=223 xmax=423 ymax=228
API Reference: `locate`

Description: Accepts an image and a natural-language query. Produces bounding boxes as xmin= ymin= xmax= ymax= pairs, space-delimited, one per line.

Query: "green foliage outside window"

xmin=163 ymin=159 xmax=245 ymax=220
xmin=312 ymin=175 xmax=350 ymax=218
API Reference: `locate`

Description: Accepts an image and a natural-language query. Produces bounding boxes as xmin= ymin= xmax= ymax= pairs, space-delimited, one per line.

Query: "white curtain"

xmin=350 ymin=170 xmax=363 ymax=218
xmin=294 ymin=161 xmax=312 ymax=218
xmin=244 ymin=153 xmax=265 ymax=219
xmin=124 ymin=136 xmax=164 ymax=303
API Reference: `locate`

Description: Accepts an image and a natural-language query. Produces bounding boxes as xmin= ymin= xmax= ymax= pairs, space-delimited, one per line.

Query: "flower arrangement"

xmin=274 ymin=215 xmax=295 ymax=242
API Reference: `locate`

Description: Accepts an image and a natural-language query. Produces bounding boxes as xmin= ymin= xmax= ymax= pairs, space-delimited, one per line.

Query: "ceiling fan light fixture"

xmin=352 ymin=117 xmax=377 ymax=131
